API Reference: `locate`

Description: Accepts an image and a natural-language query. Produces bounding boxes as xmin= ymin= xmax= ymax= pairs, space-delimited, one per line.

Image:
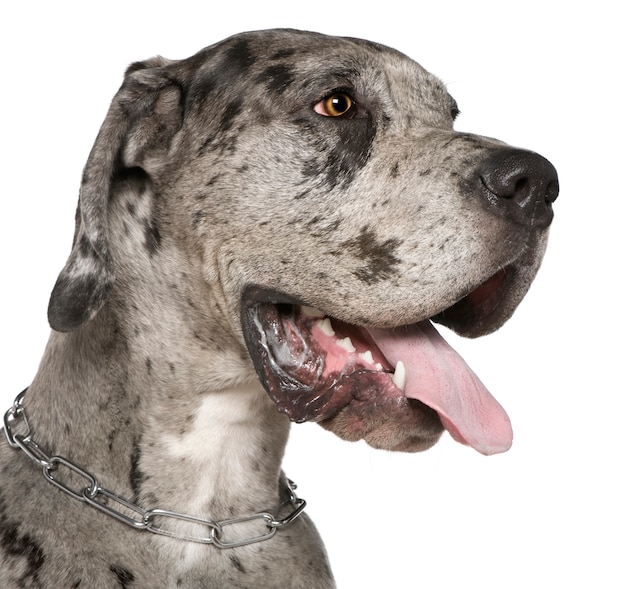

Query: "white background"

xmin=1 ymin=1 xmax=623 ymax=587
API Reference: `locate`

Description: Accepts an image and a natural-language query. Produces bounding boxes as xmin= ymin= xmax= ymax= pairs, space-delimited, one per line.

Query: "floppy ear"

xmin=48 ymin=56 xmax=183 ymax=332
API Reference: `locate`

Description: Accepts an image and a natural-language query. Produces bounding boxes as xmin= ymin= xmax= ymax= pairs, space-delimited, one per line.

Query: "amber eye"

xmin=314 ymin=93 xmax=355 ymax=117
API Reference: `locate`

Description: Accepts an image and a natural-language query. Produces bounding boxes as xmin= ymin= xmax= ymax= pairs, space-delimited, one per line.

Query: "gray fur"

xmin=0 ymin=29 xmax=557 ymax=587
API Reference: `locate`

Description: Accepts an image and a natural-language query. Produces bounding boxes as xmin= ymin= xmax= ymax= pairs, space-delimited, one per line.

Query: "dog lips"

xmin=365 ymin=321 xmax=513 ymax=455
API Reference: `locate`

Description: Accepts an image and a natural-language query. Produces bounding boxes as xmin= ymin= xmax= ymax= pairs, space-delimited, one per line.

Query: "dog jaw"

xmin=240 ymin=267 xmax=519 ymax=456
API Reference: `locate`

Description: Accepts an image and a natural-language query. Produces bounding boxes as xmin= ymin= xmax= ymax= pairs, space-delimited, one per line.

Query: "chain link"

xmin=2 ymin=389 xmax=306 ymax=548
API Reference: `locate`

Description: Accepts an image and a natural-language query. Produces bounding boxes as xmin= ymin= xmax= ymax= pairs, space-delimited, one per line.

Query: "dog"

xmin=0 ymin=29 xmax=558 ymax=588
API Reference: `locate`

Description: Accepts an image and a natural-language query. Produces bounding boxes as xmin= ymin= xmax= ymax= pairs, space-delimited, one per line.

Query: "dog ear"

xmin=48 ymin=56 xmax=183 ymax=332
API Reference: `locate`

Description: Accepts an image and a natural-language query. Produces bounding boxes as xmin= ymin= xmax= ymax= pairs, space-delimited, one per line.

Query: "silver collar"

xmin=3 ymin=389 xmax=306 ymax=548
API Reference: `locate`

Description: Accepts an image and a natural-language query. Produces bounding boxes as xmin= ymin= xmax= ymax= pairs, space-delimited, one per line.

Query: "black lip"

xmin=241 ymin=286 xmax=303 ymax=309
xmin=241 ymin=297 xmax=357 ymax=422
xmin=432 ymin=265 xmax=515 ymax=337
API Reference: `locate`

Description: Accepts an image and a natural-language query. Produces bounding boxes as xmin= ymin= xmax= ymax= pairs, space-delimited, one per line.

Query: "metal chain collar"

xmin=2 ymin=389 xmax=306 ymax=549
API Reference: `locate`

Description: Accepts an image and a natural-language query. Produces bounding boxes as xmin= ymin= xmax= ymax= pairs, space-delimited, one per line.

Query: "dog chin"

xmin=240 ymin=266 xmax=518 ymax=456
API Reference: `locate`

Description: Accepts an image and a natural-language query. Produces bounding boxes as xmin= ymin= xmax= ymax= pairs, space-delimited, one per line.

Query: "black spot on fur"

xmin=230 ymin=554 xmax=247 ymax=573
xmin=205 ymin=173 xmax=223 ymax=187
xmin=186 ymin=70 xmax=217 ymax=109
xmin=186 ymin=38 xmax=254 ymax=112
xmin=198 ymin=137 xmax=215 ymax=158
xmin=130 ymin=440 xmax=146 ymax=499
xmin=294 ymin=189 xmax=311 ymax=200
xmin=0 ymin=511 xmax=45 ymax=586
xmin=221 ymin=99 xmax=243 ymax=134
xmin=298 ymin=114 xmax=377 ymax=190
xmin=78 ymin=234 xmax=95 ymax=259
xmin=192 ymin=209 xmax=207 ymax=229
xmin=342 ymin=227 xmax=401 ymax=284
xmin=258 ymin=63 xmax=295 ymax=94
xmin=144 ymin=219 xmax=161 ymax=254
xmin=198 ymin=100 xmax=243 ymax=156
xmin=327 ymin=131 xmax=373 ymax=188
xmin=223 ymin=38 xmax=256 ymax=74
xmin=301 ymin=157 xmax=323 ymax=179
xmin=110 ymin=564 xmax=135 ymax=588
xmin=107 ymin=427 xmax=117 ymax=451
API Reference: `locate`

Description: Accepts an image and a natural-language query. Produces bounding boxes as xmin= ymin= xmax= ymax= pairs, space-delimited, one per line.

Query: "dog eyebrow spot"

xmin=223 ymin=38 xmax=256 ymax=75
xmin=187 ymin=39 xmax=256 ymax=112
xmin=258 ymin=63 xmax=295 ymax=94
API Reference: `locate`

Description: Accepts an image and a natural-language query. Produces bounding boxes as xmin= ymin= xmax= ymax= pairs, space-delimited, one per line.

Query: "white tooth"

xmin=317 ymin=318 xmax=335 ymax=337
xmin=337 ymin=337 xmax=356 ymax=353
xmin=301 ymin=306 xmax=325 ymax=318
xmin=392 ymin=360 xmax=406 ymax=391
xmin=358 ymin=350 xmax=374 ymax=364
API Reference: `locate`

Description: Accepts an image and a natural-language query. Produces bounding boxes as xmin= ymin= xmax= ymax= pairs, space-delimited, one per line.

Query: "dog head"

xmin=48 ymin=29 xmax=558 ymax=456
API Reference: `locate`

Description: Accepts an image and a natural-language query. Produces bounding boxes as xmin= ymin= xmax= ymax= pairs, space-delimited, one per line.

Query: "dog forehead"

xmin=183 ymin=29 xmax=454 ymax=122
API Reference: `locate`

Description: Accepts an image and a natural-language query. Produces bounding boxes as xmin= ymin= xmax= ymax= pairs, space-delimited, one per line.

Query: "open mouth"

xmin=241 ymin=267 xmax=515 ymax=456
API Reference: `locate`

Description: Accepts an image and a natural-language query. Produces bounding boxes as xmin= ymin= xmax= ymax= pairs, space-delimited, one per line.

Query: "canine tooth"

xmin=392 ymin=360 xmax=406 ymax=391
xmin=317 ymin=318 xmax=335 ymax=337
xmin=337 ymin=337 xmax=356 ymax=353
xmin=301 ymin=306 xmax=325 ymax=318
xmin=358 ymin=350 xmax=374 ymax=364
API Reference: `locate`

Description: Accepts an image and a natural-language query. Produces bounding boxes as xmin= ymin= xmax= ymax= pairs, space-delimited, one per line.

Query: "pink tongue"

xmin=365 ymin=321 xmax=512 ymax=455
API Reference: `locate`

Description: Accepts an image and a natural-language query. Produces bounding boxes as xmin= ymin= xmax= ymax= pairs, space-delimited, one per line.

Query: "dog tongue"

xmin=365 ymin=322 xmax=512 ymax=455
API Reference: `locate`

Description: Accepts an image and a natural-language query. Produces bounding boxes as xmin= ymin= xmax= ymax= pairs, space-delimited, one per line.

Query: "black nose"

xmin=479 ymin=149 xmax=559 ymax=229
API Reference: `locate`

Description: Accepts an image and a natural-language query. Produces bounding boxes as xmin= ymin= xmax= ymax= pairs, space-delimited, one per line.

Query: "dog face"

xmin=48 ymin=30 xmax=558 ymax=456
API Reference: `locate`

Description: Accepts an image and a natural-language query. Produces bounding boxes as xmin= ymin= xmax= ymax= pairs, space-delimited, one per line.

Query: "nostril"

xmin=512 ymin=177 xmax=529 ymax=203
xmin=480 ymin=170 xmax=532 ymax=205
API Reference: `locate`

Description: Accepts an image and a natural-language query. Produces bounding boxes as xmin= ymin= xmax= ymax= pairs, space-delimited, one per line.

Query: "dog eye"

xmin=314 ymin=93 xmax=355 ymax=118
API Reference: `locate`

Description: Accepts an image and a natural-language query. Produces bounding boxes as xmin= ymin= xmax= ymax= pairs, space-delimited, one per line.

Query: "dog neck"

xmin=23 ymin=299 xmax=291 ymax=523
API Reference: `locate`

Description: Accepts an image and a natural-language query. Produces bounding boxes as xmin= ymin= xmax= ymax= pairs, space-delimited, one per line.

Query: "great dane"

xmin=1 ymin=29 xmax=558 ymax=588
